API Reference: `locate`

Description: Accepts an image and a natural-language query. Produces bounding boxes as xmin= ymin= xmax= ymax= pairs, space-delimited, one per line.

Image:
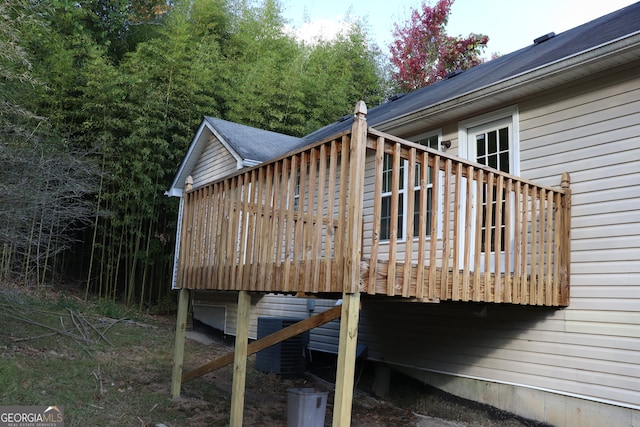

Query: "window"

xmin=380 ymin=133 xmax=440 ymax=241
xmin=293 ymin=171 xmax=300 ymax=211
xmin=474 ymin=121 xmax=510 ymax=252
xmin=459 ymin=106 xmax=520 ymax=256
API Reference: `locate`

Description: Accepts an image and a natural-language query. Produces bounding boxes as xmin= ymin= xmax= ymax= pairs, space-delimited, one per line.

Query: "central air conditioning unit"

xmin=256 ymin=317 xmax=309 ymax=376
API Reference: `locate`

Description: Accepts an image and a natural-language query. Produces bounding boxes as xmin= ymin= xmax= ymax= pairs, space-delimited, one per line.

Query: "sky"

xmin=281 ymin=0 xmax=638 ymax=56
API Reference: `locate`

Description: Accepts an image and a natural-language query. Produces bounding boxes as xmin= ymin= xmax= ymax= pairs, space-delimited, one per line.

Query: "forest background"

xmin=0 ymin=0 xmax=487 ymax=310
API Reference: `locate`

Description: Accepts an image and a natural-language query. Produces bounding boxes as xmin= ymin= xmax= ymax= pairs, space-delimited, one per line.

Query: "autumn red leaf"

xmin=389 ymin=0 xmax=489 ymax=91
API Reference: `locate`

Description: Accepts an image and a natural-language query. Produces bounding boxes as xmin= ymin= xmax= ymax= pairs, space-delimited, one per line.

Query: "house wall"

xmin=356 ymin=64 xmax=640 ymax=424
xmin=192 ymin=291 xmax=340 ymax=352
xmin=190 ymin=135 xmax=238 ymax=189
xmin=185 ymin=64 xmax=639 ymax=424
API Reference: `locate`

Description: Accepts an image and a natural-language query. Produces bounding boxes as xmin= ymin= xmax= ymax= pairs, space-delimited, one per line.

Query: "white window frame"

xmin=380 ymin=130 xmax=443 ymax=242
xmin=457 ymin=106 xmax=520 ymax=272
xmin=458 ymin=106 xmax=520 ymax=174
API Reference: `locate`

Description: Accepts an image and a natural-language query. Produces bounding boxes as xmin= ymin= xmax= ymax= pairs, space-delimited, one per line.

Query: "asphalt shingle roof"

xmin=203 ymin=117 xmax=304 ymax=162
xmin=302 ymin=2 xmax=640 ymax=143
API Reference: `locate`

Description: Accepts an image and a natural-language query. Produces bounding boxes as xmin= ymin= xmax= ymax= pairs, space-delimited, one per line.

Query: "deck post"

xmin=229 ymin=290 xmax=251 ymax=427
xmin=171 ymin=287 xmax=190 ymax=398
xmin=332 ymin=293 xmax=361 ymax=426
xmin=332 ymin=101 xmax=367 ymax=426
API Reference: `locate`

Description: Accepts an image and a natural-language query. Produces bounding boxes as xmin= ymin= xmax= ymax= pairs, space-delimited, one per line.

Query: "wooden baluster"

xmin=403 ymin=148 xmax=416 ymax=297
xmin=529 ymin=186 xmax=538 ymax=305
xmin=451 ymin=162 xmax=462 ymax=300
xmin=494 ymin=175 xmax=504 ymax=303
xmin=545 ymin=189 xmax=554 ymax=306
xmin=513 ymin=181 xmax=521 ymax=303
xmin=228 ymin=177 xmax=239 ymax=290
xmin=504 ymin=178 xmax=513 ymax=303
xmin=274 ymin=160 xmax=288 ymax=285
xmin=473 ymin=169 xmax=483 ymax=301
xmin=462 ymin=165 xmax=474 ymax=301
xmin=416 ymin=151 xmax=429 ymax=300
xmin=335 ymin=136 xmax=349 ymax=292
xmin=440 ymin=159 xmax=452 ymax=300
xmin=325 ymin=141 xmax=339 ymax=293
xmin=244 ymin=170 xmax=258 ymax=290
xmin=387 ymin=142 xmax=401 ymax=296
xmin=429 ymin=155 xmax=440 ymax=300
xmin=237 ymin=172 xmax=251 ymax=290
xmin=483 ymin=172 xmax=494 ymax=302
xmin=293 ymin=152 xmax=308 ymax=292
xmin=283 ymin=156 xmax=298 ymax=292
xmin=263 ymin=164 xmax=277 ymax=292
xmin=369 ymin=137 xmax=384 ymax=295
xmin=312 ymin=145 xmax=327 ymax=293
xmin=251 ymin=168 xmax=265 ymax=292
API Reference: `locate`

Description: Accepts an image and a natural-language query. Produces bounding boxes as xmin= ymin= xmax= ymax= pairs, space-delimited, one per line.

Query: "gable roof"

xmin=166 ymin=117 xmax=303 ymax=196
xmin=303 ymin=2 xmax=640 ymax=143
xmin=203 ymin=117 xmax=305 ymax=163
xmin=168 ymin=2 xmax=640 ymax=197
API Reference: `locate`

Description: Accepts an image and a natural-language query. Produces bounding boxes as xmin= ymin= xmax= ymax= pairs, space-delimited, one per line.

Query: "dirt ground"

xmin=178 ymin=327 xmax=551 ymax=427
xmin=0 ymin=284 xmax=550 ymax=426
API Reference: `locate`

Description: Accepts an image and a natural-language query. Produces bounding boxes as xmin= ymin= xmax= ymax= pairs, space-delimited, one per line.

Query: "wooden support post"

xmin=332 ymin=101 xmax=366 ymax=426
xmin=332 ymin=292 xmax=361 ymax=427
xmin=171 ymin=287 xmax=190 ymax=398
xmin=229 ymin=290 xmax=250 ymax=427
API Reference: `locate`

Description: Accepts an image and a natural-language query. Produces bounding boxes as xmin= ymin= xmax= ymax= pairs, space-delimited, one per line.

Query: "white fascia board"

xmin=166 ymin=119 xmax=210 ymax=197
xmin=206 ymin=123 xmax=244 ymax=168
xmin=242 ymin=159 xmax=262 ymax=168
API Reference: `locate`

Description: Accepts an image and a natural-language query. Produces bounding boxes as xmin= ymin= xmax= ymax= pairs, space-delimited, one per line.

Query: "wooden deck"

xmin=179 ymin=257 xmax=567 ymax=305
xmin=171 ymin=102 xmax=571 ymax=427
xmin=176 ymin=105 xmax=570 ymax=306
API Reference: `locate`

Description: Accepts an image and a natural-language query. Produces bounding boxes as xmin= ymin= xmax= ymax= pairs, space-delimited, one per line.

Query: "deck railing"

xmin=177 ymin=130 xmax=355 ymax=294
xmin=362 ymin=129 xmax=570 ymax=306
xmin=176 ymin=107 xmax=570 ymax=306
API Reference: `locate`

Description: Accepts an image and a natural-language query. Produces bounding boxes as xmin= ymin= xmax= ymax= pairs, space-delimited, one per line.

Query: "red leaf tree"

xmin=389 ymin=0 xmax=489 ymax=91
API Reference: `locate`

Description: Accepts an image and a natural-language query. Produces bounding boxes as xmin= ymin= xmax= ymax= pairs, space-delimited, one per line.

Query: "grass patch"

xmin=0 ymin=287 xmax=196 ymax=426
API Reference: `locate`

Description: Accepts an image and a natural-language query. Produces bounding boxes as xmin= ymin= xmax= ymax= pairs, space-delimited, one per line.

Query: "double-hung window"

xmin=380 ymin=133 xmax=440 ymax=241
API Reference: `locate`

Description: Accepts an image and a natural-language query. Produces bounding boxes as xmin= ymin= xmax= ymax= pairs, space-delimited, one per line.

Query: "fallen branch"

xmin=84 ymin=317 xmax=114 ymax=347
xmin=67 ymin=309 xmax=89 ymax=341
xmin=1 ymin=312 xmax=91 ymax=343
xmin=12 ymin=332 xmax=58 ymax=342
xmin=101 ymin=317 xmax=128 ymax=335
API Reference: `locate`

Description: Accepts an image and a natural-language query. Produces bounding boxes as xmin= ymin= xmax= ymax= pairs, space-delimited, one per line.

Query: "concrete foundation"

xmin=392 ymin=366 xmax=640 ymax=427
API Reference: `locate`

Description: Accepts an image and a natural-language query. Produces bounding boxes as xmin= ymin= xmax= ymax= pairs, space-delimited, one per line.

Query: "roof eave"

xmin=166 ymin=119 xmax=244 ymax=197
xmin=377 ymin=31 xmax=640 ymax=133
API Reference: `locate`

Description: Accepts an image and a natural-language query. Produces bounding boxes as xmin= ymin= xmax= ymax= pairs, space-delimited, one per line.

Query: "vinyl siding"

xmin=357 ymin=65 xmax=640 ymax=409
xmin=190 ymin=136 xmax=238 ymax=188
xmin=190 ymin=66 xmax=640 ymax=410
xmin=193 ymin=291 xmax=341 ymax=351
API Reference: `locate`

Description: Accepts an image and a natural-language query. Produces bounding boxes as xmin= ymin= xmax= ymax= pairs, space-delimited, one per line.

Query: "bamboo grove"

xmin=0 ymin=0 xmax=389 ymax=308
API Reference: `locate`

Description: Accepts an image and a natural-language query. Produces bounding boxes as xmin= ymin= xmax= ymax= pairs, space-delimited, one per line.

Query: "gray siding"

xmin=357 ymin=66 xmax=640 ymax=410
xmin=190 ymin=67 xmax=640 ymax=411
xmin=191 ymin=136 xmax=238 ymax=188
xmin=193 ymin=291 xmax=340 ymax=351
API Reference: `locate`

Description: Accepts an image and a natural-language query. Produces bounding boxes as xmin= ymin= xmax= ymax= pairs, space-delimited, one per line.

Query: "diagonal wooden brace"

xmin=181 ymin=303 xmax=342 ymax=383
